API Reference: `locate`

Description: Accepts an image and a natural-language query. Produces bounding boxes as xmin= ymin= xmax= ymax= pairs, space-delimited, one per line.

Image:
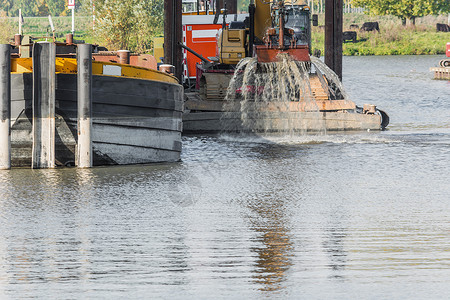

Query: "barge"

xmin=180 ymin=0 xmax=389 ymax=133
xmin=2 ymin=36 xmax=183 ymax=168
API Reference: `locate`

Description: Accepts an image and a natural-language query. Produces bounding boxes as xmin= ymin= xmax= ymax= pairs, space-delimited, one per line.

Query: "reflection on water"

xmin=252 ymin=226 xmax=293 ymax=291
xmin=323 ymin=214 xmax=347 ymax=279
xmin=0 ymin=56 xmax=449 ymax=298
xmin=247 ymin=194 xmax=293 ymax=292
xmin=1 ymin=130 xmax=449 ymax=298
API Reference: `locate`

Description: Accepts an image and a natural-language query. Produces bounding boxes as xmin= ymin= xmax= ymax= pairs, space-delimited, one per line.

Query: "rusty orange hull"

xmin=255 ymin=45 xmax=310 ymax=63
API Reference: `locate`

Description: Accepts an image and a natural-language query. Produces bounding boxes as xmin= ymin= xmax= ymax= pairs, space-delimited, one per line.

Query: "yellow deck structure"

xmin=11 ymin=58 xmax=178 ymax=84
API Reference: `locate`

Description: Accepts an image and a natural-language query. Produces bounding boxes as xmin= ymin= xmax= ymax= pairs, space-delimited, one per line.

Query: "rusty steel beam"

xmin=325 ymin=0 xmax=343 ymax=80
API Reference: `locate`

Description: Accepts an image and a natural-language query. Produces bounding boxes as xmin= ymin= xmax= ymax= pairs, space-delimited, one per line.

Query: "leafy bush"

xmin=81 ymin=0 xmax=164 ymax=53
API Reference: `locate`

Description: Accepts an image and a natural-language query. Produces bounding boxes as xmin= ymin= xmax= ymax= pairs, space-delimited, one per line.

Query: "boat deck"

xmin=430 ymin=67 xmax=450 ymax=80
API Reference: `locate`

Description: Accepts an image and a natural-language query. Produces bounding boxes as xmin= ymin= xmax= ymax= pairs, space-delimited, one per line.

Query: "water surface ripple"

xmin=0 ymin=55 xmax=449 ymax=299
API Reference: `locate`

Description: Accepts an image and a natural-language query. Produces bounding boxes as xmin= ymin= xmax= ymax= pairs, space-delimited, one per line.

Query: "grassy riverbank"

xmin=2 ymin=13 xmax=449 ymax=55
xmin=1 ymin=16 xmax=93 ymax=44
xmin=312 ymin=13 xmax=449 ymax=55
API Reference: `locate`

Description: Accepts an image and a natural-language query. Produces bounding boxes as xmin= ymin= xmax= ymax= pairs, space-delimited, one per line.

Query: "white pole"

xmin=92 ymin=1 xmax=96 ymax=31
xmin=18 ymin=9 xmax=22 ymax=35
xmin=72 ymin=7 xmax=75 ymax=34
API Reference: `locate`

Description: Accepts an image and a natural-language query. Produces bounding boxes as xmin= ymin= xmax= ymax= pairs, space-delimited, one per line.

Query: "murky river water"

xmin=1 ymin=56 xmax=449 ymax=299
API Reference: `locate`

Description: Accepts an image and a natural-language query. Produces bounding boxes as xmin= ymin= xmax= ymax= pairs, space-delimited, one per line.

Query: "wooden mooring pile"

xmin=0 ymin=42 xmax=93 ymax=170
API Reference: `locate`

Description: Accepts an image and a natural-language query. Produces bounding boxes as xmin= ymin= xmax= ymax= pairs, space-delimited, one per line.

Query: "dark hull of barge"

xmin=10 ymin=73 xmax=183 ymax=167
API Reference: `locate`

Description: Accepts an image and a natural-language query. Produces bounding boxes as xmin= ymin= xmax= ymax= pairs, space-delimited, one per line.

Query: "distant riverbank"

xmin=312 ymin=13 xmax=449 ymax=56
xmin=1 ymin=15 xmax=92 ymax=44
xmin=2 ymin=13 xmax=449 ymax=56
xmin=312 ymin=28 xmax=448 ymax=56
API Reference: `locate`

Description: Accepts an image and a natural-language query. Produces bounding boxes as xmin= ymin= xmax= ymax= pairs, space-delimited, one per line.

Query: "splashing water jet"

xmin=222 ymin=53 xmax=354 ymax=135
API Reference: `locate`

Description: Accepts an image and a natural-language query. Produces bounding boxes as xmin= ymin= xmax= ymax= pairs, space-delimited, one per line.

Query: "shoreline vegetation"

xmin=313 ymin=13 xmax=449 ymax=56
xmin=1 ymin=13 xmax=449 ymax=56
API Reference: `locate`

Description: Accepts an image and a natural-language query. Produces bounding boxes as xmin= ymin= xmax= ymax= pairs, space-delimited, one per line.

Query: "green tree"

xmin=0 ymin=0 xmax=13 ymax=15
xmin=33 ymin=0 xmax=49 ymax=16
xmin=93 ymin=0 xmax=135 ymax=50
xmin=83 ymin=0 xmax=164 ymax=52
xmin=238 ymin=0 xmax=250 ymax=12
xmin=4 ymin=0 xmax=69 ymax=17
xmin=131 ymin=0 xmax=164 ymax=53
xmin=352 ymin=0 xmax=450 ymax=25
xmin=11 ymin=0 xmax=38 ymax=16
xmin=47 ymin=0 xmax=67 ymax=16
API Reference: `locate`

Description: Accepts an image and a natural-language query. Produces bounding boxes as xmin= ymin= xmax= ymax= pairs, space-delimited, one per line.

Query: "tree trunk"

xmin=401 ymin=17 xmax=406 ymax=26
xmin=410 ymin=17 xmax=416 ymax=26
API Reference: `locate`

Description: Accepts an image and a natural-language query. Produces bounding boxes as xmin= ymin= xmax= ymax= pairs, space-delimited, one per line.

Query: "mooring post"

xmin=77 ymin=44 xmax=93 ymax=168
xmin=117 ymin=50 xmax=130 ymax=65
xmin=14 ymin=34 xmax=22 ymax=46
xmin=325 ymin=0 xmax=343 ymax=80
xmin=32 ymin=42 xmax=56 ymax=169
xmin=66 ymin=33 xmax=74 ymax=45
xmin=0 ymin=44 xmax=11 ymax=170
